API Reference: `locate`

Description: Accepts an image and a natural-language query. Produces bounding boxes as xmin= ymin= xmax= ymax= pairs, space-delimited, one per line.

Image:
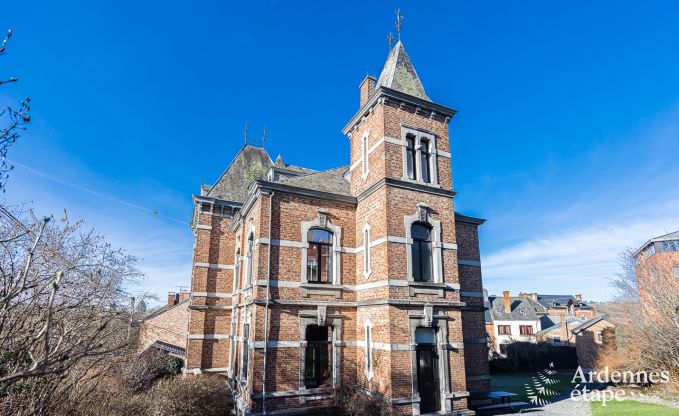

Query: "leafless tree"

xmin=605 ymin=247 xmax=679 ymax=392
xmin=0 ymin=204 xmax=141 ymax=414
xmin=0 ymin=29 xmax=31 ymax=191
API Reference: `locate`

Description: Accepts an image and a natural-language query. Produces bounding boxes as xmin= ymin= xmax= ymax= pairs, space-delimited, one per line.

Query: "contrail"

xmin=9 ymin=160 xmax=190 ymax=226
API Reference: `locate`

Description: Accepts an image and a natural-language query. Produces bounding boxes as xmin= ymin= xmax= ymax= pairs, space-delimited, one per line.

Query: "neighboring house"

xmin=526 ymin=293 xmax=597 ymax=321
xmin=535 ymin=315 xmax=586 ymax=346
xmin=487 ymin=292 xmax=598 ymax=355
xmin=184 ymin=39 xmax=491 ymax=416
xmin=138 ymin=291 xmax=190 ymax=363
xmin=572 ymin=316 xmax=616 ymax=370
xmin=488 ymin=291 xmax=547 ymax=355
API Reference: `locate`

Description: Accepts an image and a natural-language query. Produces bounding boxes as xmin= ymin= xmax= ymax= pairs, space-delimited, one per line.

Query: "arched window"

xmin=420 ymin=139 xmax=431 ymax=183
xmin=246 ymin=233 xmax=254 ymax=286
xmin=411 ymin=223 xmax=433 ymax=282
xmin=307 ymin=228 xmax=333 ymax=283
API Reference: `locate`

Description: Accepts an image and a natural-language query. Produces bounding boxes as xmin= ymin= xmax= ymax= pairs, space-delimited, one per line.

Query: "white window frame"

xmin=361 ymin=131 xmax=370 ymax=180
xmin=363 ymin=223 xmax=372 ymax=278
xmin=301 ymin=212 xmax=342 ymax=285
xmin=400 ymin=126 xmax=438 ymax=185
xmin=245 ymin=223 xmax=256 ymax=288
xmin=364 ymin=320 xmax=374 ymax=381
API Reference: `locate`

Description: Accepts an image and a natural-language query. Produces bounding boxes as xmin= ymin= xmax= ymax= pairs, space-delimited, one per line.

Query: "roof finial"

xmin=243 ymin=120 xmax=249 ymax=144
xmin=387 ymin=32 xmax=394 ymax=50
xmin=262 ymin=126 xmax=267 ymax=145
xmin=395 ymin=9 xmax=403 ymax=41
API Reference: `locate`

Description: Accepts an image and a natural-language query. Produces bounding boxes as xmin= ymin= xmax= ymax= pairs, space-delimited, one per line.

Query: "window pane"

xmin=412 ymin=242 xmax=422 ymax=282
xmin=420 ymin=152 xmax=430 ymax=183
xmin=415 ymin=327 xmax=435 ymax=344
xmin=242 ymin=324 xmax=250 ymax=379
xmin=308 ymin=229 xmax=332 ymax=244
xmin=411 ymin=224 xmax=431 ymax=240
xmin=308 ymin=244 xmax=319 ymax=282
xmin=406 ymin=137 xmax=416 ymax=180
xmin=421 ymin=241 xmax=433 ymax=282
xmin=320 ymin=245 xmax=332 ymax=283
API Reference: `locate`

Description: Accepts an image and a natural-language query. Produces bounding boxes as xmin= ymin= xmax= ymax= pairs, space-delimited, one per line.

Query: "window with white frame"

xmin=364 ymin=321 xmax=373 ymax=380
xmin=362 ymin=132 xmax=369 ymax=179
xmin=674 ymin=264 xmax=679 ymax=279
xmin=401 ymin=127 xmax=437 ymax=185
xmin=245 ymin=233 xmax=254 ymax=287
xmin=363 ymin=224 xmax=371 ymax=277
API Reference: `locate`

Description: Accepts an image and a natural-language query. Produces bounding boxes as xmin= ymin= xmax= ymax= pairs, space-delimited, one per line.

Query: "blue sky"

xmin=2 ymin=1 xmax=679 ymax=303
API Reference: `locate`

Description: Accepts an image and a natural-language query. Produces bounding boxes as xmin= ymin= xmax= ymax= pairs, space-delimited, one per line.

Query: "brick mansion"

xmin=140 ymin=40 xmax=491 ymax=415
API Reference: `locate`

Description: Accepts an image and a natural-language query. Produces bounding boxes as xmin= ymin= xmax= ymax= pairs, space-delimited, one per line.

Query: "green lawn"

xmin=591 ymin=400 xmax=679 ymax=415
xmin=491 ymin=372 xmax=575 ymax=403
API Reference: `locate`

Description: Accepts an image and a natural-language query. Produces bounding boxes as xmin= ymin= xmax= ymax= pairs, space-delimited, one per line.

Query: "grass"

xmin=591 ymin=400 xmax=679 ymax=415
xmin=491 ymin=372 xmax=575 ymax=403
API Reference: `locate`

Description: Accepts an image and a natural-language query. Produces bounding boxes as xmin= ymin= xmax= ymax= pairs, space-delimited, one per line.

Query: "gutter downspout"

xmin=262 ymin=191 xmax=274 ymax=414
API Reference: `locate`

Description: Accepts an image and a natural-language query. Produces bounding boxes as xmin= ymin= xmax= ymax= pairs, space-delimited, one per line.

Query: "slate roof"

xmin=535 ymin=316 xmax=585 ymax=336
xmin=271 ymin=154 xmax=316 ymax=176
xmin=571 ymin=316 xmax=612 ymax=334
xmin=375 ymin=41 xmax=430 ymax=101
xmin=206 ymin=145 xmax=273 ymax=203
xmin=488 ymin=295 xmax=547 ymax=321
xmin=279 ymin=166 xmax=351 ymax=196
xmin=633 ymin=230 xmax=679 ymax=257
xmin=536 ymin=294 xmax=591 ymax=309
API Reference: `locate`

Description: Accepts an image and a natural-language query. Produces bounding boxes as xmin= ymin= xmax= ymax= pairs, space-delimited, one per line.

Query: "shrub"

xmin=334 ymin=384 xmax=392 ymax=416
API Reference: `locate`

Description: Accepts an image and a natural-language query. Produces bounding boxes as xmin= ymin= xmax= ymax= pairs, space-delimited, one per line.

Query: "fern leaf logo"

xmin=524 ymin=362 xmax=560 ymax=406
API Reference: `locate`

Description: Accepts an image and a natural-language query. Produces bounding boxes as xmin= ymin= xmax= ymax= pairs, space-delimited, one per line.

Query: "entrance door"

xmin=416 ymin=329 xmax=440 ymax=413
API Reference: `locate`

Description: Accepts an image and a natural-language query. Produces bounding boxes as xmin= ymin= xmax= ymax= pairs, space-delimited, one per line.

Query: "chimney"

xmin=503 ymin=291 xmax=511 ymax=314
xmin=530 ymin=293 xmax=538 ymax=301
xmin=167 ymin=292 xmax=179 ymax=307
xmin=359 ymin=75 xmax=376 ymax=107
xmin=575 ymin=294 xmax=582 ymax=301
xmin=178 ymin=290 xmax=191 ymax=303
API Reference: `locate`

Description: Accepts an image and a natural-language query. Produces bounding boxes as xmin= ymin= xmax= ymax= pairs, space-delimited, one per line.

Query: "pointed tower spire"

xmin=375 ymin=41 xmax=430 ymax=101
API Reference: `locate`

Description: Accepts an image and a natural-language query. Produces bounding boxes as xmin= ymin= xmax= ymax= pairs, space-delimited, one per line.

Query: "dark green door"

xmin=416 ymin=344 xmax=440 ymax=413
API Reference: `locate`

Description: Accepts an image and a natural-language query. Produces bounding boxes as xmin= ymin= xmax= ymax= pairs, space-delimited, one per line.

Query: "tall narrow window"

xmin=420 ymin=139 xmax=431 ymax=183
xmin=307 ymin=229 xmax=333 ymax=283
xmin=364 ymin=228 xmax=371 ymax=276
xmin=365 ymin=324 xmax=373 ymax=379
xmin=362 ymin=134 xmax=369 ymax=178
xmin=234 ymin=247 xmax=241 ymax=291
xmin=305 ymin=325 xmax=332 ymax=388
xmin=411 ymin=223 xmax=433 ymax=282
xmin=406 ymin=135 xmax=416 ymax=180
xmin=242 ymin=323 xmax=250 ymax=380
xmin=246 ymin=234 xmax=254 ymax=286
